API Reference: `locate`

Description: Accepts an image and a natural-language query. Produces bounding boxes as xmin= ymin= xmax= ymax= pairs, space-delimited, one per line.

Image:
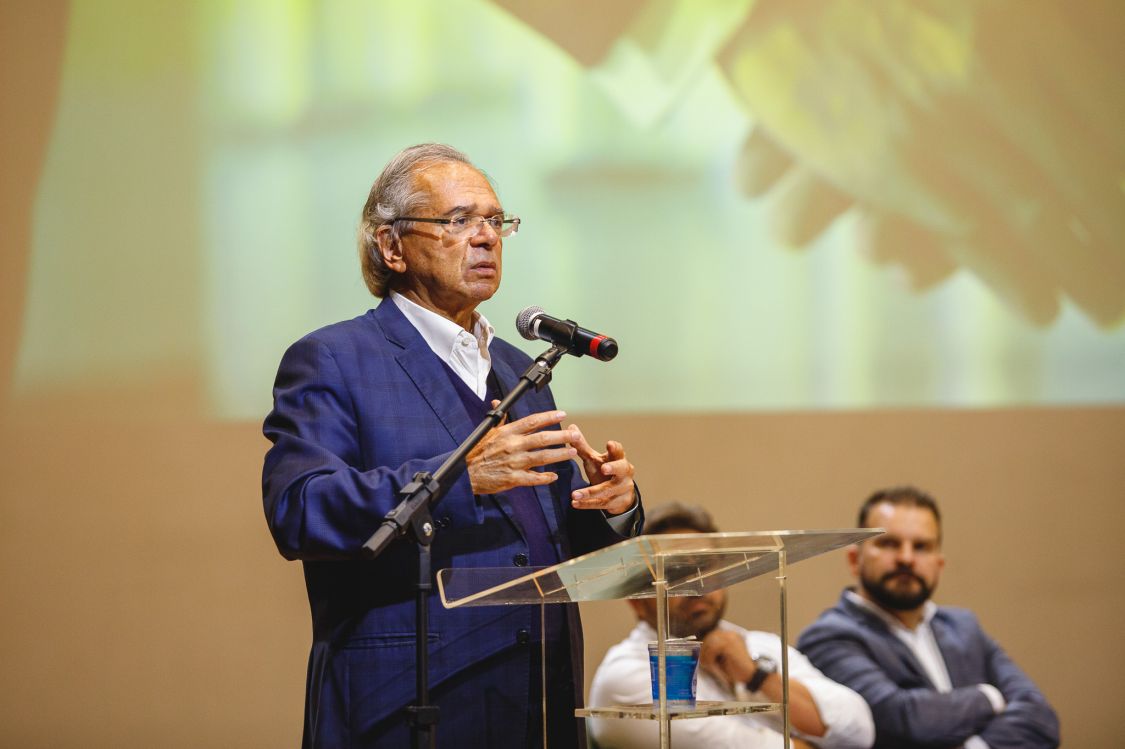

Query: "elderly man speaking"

xmin=262 ymin=144 xmax=641 ymax=748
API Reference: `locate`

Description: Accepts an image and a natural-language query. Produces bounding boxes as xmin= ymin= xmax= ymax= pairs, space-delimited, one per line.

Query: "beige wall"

xmin=1 ymin=400 xmax=1121 ymax=747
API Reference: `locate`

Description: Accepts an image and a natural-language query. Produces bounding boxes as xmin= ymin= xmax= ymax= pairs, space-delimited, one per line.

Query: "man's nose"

xmin=471 ymin=218 xmax=500 ymax=246
xmin=895 ymin=544 xmax=915 ymax=565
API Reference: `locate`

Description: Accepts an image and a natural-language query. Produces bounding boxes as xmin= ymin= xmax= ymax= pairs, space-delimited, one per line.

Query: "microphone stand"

xmin=361 ymin=343 xmax=569 ymax=749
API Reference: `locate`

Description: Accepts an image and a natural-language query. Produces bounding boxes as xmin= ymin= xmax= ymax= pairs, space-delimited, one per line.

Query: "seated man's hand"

xmin=567 ymin=425 xmax=636 ymax=515
xmin=466 ymin=407 xmax=578 ymax=495
xmin=700 ymin=629 xmax=756 ymax=686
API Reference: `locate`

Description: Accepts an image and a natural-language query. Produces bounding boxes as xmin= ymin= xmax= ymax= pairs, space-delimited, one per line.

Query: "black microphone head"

xmin=515 ymin=305 xmax=544 ymax=341
xmin=598 ymin=338 xmax=619 ymax=361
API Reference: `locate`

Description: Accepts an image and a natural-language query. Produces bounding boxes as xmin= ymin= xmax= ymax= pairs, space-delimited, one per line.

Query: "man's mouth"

xmin=886 ymin=571 xmax=921 ymax=585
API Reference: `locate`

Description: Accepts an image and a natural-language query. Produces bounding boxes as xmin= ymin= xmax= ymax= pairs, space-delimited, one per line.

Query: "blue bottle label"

xmin=648 ymin=653 xmax=698 ymax=704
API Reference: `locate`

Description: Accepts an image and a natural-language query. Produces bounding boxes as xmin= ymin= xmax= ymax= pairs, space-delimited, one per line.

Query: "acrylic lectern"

xmin=438 ymin=528 xmax=879 ymax=748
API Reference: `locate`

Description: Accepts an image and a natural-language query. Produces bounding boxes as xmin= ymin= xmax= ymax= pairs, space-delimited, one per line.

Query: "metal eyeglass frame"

xmin=394 ymin=214 xmax=521 ymax=237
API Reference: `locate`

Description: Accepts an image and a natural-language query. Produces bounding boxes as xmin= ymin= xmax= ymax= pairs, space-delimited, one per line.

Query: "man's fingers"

xmin=700 ymin=650 xmax=725 ymax=676
xmin=573 ymin=492 xmax=635 ymax=516
xmin=571 ymin=475 xmax=632 ymax=504
xmin=573 ymin=488 xmax=630 ymax=508
xmin=498 ymin=470 xmax=561 ymax=490
xmin=567 ymin=424 xmax=602 ymax=461
xmin=519 ymin=446 xmax=578 ymax=469
xmin=525 ymin=470 xmax=558 ymax=486
xmin=471 ymin=468 xmax=559 ymax=495
xmin=503 ymin=409 xmax=568 ymax=435
xmin=486 ymin=399 xmax=512 ymax=427
xmin=530 ymin=427 xmax=579 ymax=449
xmin=598 ymin=456 xmax=632 ymax=477
xmin=595 ymin=442 xmax=630 ymax=476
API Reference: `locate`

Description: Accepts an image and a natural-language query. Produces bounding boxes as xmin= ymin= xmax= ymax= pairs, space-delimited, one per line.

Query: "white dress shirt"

xmin=589 ymin=620 xmax=875 ymax=749
xmin=391 ymin=291 xmax=494 ymax=397
xmin=845 ymin=591 xmax=1006 ymax=749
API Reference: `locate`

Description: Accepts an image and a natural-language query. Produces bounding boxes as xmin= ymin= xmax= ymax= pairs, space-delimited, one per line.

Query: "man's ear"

xmin=846 ymin=544 xmax=861 ymax=577
xmin=376 ymin=224 xmax=406 ymax=273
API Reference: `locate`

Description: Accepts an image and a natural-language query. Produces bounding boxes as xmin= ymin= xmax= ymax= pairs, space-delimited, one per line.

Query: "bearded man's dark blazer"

xmin=798 ymin=591 xmax=1059 ymax=749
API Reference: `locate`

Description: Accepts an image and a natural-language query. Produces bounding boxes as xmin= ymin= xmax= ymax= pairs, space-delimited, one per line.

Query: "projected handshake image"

xmin=496 ymin=0 xmax=1125 ymax=328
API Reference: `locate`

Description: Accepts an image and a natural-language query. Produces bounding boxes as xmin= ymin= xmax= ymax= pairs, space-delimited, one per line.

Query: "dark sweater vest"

xmin=440 ymin=363 xmax=579 ymax=743
xmin=440 ymin=363 xmax=568 ymax=647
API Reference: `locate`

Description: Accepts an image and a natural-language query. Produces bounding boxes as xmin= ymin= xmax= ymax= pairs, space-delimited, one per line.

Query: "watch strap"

xmin=745 ymin=656 xmax=775 ymax=693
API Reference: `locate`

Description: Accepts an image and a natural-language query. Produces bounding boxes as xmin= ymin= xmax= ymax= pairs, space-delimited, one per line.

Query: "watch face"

xmin=746 ymin=654 xmax=778 ymax=693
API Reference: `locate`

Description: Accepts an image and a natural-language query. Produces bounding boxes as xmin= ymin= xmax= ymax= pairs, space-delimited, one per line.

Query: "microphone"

xmin=516 ymin=306 xmax=619 ymax=361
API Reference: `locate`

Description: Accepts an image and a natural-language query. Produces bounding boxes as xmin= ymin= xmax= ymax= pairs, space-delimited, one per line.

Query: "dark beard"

xmin=670 ymin=596 xmax=727 ymax=639
xmin=860 ymin=568 xmax=933 ymax=611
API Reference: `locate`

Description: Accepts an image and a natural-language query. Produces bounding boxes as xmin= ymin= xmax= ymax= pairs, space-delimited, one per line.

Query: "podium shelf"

xmin=438 ymin=528 xmax=880 ymax=608
xmin=578 ymin=700 xmax=781 ymax=720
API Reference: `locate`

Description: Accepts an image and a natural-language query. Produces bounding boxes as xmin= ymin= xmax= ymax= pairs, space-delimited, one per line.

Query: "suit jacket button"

xmin=517 ymin=628 xmax=530 ymax=645
xmin=513 ymin=552 xmax=529 ymax=567
xmin=437 ymin=516 xmax=451 ymax=529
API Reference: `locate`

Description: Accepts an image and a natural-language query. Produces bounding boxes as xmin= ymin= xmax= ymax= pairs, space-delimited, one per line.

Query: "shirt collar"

xmin=845 ymin=588 xmax=937 ymax=632
xmin=390 ymin=291 xmax=494 ymax=361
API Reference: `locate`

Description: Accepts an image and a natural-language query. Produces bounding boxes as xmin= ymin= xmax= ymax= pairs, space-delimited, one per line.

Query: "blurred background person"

xmin=589 ymin=502 xmax=873 ymax=749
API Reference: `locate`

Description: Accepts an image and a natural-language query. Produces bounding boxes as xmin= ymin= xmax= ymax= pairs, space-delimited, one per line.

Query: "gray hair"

xmin=357 ymin=143 xmax=475 ymax=297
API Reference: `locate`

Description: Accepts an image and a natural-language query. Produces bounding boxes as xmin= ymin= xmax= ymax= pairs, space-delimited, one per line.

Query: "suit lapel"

xmin=930 ymin=613 xmax=971 ymax=687
xmin=373 ymin=299 xmax=475 ymax=445
xmin=885 ymin=630 xmax=938 ymax=688
xmin=843 ymin=595 xmax=938 ymax=688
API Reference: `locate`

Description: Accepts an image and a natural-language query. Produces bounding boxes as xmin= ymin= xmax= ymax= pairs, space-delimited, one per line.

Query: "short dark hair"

xmin=858 ymin=486 xmax=942 ymax=541
xmin=641 ymin=501 xmax=719 ymax=535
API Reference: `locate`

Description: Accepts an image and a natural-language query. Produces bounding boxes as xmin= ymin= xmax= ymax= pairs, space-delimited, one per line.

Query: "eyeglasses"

xmin=395 ymin=213 xmax=521 ymax=238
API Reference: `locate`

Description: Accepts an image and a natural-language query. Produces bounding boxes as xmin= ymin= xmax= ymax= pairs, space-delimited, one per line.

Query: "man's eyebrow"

xmin=440 ymin=203 xmax=502 ymax=217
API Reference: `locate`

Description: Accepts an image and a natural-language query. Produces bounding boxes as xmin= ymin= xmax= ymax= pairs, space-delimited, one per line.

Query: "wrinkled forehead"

xmin=412 ymin=160 xmax=501 ymax=213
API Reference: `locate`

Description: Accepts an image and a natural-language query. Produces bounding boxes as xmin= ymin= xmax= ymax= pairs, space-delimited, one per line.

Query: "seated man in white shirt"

xmin=588 ymin=502 xmax=875 ymax=749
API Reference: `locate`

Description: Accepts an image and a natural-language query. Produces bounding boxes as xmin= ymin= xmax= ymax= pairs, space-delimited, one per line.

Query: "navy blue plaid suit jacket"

xmin=798 ymin=591 xmax=1059 ymax=749
xmin=263 ymin=298 xmax=636 ymax=748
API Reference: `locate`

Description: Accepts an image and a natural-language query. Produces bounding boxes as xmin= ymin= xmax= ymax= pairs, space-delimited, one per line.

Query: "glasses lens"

xmin=440 ymin=215 xmax=518 ymax=237
xmin=447 ymin=215 xmax=473 ymax=235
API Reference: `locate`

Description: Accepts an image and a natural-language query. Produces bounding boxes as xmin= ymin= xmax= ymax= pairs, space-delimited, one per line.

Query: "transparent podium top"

xmin=438 ymin=529 xmax=880 ymax=608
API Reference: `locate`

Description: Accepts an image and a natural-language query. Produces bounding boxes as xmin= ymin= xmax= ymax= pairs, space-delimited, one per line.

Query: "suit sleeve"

xmin=975 ymin=626 xmax=1060 ymax=749
xmin=261 ymin=336 xmax=471 ymax=561
xmin=798 ymin=619 xmax=996 ymax=747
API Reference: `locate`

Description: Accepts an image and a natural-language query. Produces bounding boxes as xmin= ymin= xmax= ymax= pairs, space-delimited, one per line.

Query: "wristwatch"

xmin=745 ymin=655 xmax=778 ymax=693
